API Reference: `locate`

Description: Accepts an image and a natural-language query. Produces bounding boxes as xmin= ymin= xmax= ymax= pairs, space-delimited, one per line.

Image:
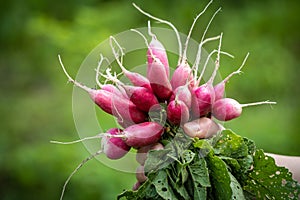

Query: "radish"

xmin=101 ymin=67 xmax=159 ymax=113
xmin=131 ymin=31 xmax=173 ymax=101
xmin=136 ymin=143 xmax=164 ymax=165
xmin=110 ymin=36 xmax=152 ymax=92
xmin=169 ymin=85 xmax=192 ymax=108
xmin=147 ymin=22 xmax=169 ymax=78
xmin=58 ymin=55 xmax=147 ymax=124
xmin=123 ymin=85 xmax=159 ymax=112
xmin=212 ymin=98 xmax=276 ymax=121
xmin=123 ymin=122 xmax=164 ymax=148
xmin=167 ymin=100 xmax=190 ymax=126
xmin=183 ymin=117 xmax=224 ymax=138
xmin=147 ymin=58 xmax=173 ymax=101
xmin=136 ymin=165 xmax=148 ymax=183
xmin=170 ymin=61 xmax=194 ymax=90
xmin=171 ymin=0 xmax=213 ymax=89
xmin=101 ymin=128 xmax=131 ymax=159
xmin=214 ymin=53 xmax=249 ymax=101
xmin=191 ymin=33 xmax=224 ymax=117
xmin=132 ymin=182 xmax=141 ymax=191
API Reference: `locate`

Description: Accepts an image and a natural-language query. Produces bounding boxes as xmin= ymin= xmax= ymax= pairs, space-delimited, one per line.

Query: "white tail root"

xmin=59 ymin=150 xmax=103 ymax=200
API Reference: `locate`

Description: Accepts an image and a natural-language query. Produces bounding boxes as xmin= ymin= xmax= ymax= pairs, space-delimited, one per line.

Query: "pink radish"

xmin=214 ymin=53 xmax=249 ymax=101
xmin=212 ymin=98 xmax=276 ymax=121
xmin=123 ymin=122 xmax=164 ymax=148
xmin=147 ymin=59 xmax=173 ymax=101
xmin=191 ymin=33 xmax=223 ymax=117
xmin=110 ymin=36 xmax=152 ymax=91
xmin=147 ymin=33 xmax=169 ymax=78
xmin=183 ymin=117 xmax=224 ymax=138
xmin=171 ymin=0 xmax=213 ymax=89
xmin=131 ymin=28 xmax=172 ymax=101
xmin=167 ymin=100 xmax=189 ymax=126
xmin=124 ymin=86 xmax=158 ymax=112
xmin=101 ymin=68 xmax=159 ymax=113
xmin=136 ymin=143 xmax=164 ymax=165
xmin=136 ymin=165 xmax=148 ymax=183
xmin=101 ymin=128 xmax=131 ymax=159
xmin=132 ymin=182 xmax=141 ymax=191
xmin=170 ymin=61 xmax=195 ymax=90
xmin=169 ymin=85 xmax=192 ymax=108
xmin=58 ymin=55 xmax=147 ymax=124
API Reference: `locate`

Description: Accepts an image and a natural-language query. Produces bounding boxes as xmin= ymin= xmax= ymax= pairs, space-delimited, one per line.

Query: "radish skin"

xmin=136 ymin=143 xmax=164 ymax=165
xmin=170 ymin=61 xmax=194 ymax=90
xmin=169 ymin=85 xmax=192 ymax=108
xmin=124 ymin=122 xmax=164 ymax=148
xmin=147 ymin=59 xmax=173 ymax=101
xmin=101 ymin=128 xmax=131 ymax=159
xmin=123 ymin=85 xmax=159 ymax=112
xmin=110 ymin=36 xmax=152 ymax=91
xmin=183 ymin=117 xmax=224 ymax=138
xmin=147 ymin=34 xmax=170 ymax=78
xmin=136 ymin=165 xmax=148 ymax=183
xmin=167 ymin=100 xmax=189 ymax=126
xmin=132 ymin=182 xmax=141 ymax=191
xmin=191 ymin=33 xmax=223 ymax=117
xmin=212 ymin=98 xmax=276 ymax=121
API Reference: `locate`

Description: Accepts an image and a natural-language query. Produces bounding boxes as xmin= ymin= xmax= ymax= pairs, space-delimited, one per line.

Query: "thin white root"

xmin=241 ymin=100 xmax=277 ymax=108
xmin=130 ymin=28 xmax=155 ymax=60
xmin=190 ymin=35 xmax=222 ymax=77
xmin=131 ymin=28 xmax=150 ymax=47
xmin=95 ymin=54 xmax=105 ymax=88
xmin=95 ymin=55 xmax=112 ymax=88
xmin=182 ymin=0 xmax=213 ymax=61
xmin=147 ymin=21 xmax=157 ymax=40
xmin=197 ymin=49 xmax=234 ymax=84
xmin=132 ymin=3 xmax=182 ymax=58
xmin=50 ymin=132 xmax=126 ymax=145
xmin=50 ymin=135 xmax=103 ymax=145
xmin=208 ymin=32 xmax=223 ymax=84
xmin=193 ymin=7 xmax=222 ymax=79
xmin=222 ymin=52 xmax=250 ymax=83
xmin=58 ymin=55 xmax=92 ymax=93
xmin=59 ymin=150 xmax=103 ymax=200
xmin=109 ymin=36 xmax=126 ymax=68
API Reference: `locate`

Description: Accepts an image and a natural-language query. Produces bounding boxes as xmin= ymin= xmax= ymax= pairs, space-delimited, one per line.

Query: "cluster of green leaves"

xmin=118 ymin=129 xmax=300 ymax=200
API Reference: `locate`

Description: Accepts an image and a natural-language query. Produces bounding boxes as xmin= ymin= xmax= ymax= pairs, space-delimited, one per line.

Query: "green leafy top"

xmin=118 ymin=129 xmax=300 ymax=200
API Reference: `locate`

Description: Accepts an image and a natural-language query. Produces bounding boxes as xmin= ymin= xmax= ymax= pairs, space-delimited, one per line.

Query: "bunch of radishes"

xmin=55 ymin=2 xmax=276 ymax=199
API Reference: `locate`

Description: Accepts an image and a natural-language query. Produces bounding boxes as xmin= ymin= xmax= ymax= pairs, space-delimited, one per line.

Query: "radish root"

xmin=59 ymin=150 xmax=103 ymax=200
xmin=132 ymin=3 xmax=182 ymax=58
xmin=182 ymin=0 xmax=213 ymax=62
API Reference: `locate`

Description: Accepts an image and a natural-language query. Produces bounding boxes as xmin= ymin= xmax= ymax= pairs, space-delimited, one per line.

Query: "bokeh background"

xmin=1 ymin=0 xmax=299 ymax=199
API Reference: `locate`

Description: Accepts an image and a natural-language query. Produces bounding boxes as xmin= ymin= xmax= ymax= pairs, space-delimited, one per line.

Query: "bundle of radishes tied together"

xmin=53 ymin=2 xmax=300 ymax=200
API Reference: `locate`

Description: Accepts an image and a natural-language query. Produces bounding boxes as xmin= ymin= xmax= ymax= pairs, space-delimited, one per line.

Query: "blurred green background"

xmin=1 ymin=0 xmax=299 ymax=199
